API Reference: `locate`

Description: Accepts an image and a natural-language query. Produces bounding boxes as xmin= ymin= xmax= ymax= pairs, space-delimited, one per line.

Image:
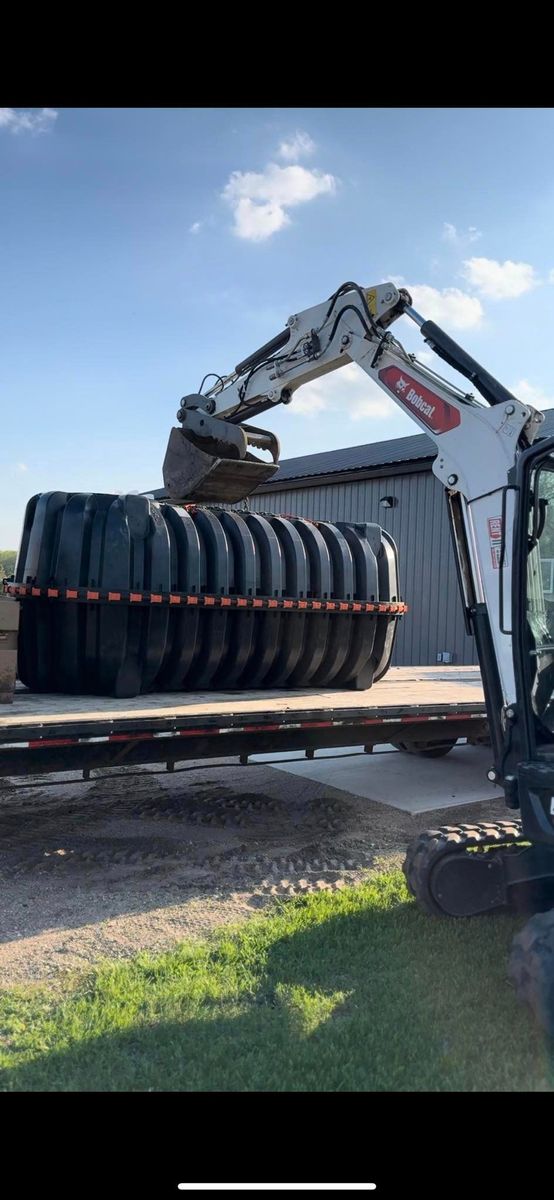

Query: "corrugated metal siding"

xmin=242 ymin=470 xmax=477 ymax=667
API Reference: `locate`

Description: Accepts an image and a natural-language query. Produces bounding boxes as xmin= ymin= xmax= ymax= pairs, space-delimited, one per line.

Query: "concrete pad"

xmin=252 ymin=742 xmax=501 ymax=814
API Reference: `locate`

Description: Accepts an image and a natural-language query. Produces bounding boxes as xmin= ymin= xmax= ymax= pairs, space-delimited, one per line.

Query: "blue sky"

xmin=2 ymin=105 xmax=554 ymax=546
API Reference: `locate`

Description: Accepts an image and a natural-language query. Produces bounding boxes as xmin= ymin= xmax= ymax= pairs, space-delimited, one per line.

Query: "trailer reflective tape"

xmin=242 ymin=723 xmax=287 ymax=733
xmin=66 ymin=589 xmax=78 ymax=599
xmin=32 ymin=587 xmax=41 ymax=597
xmin=178 ymin=728 xmax=213 ymax=737
xmin=108 ymin=592 xmax=121 ymax=602
xmin=150 ymin=594 xmax=162 ymax=603
xmin=0 ymin=709 xmax=485 ymax=753
xmin=87 ymin=590 xmax=99 ymax=601
xmin=298 ymin=720 xmax=334 ymax=729
xmin=397 ymin=714 xmax=439 ymax=723
xmin=28 ymin=737 xmax=75 ymax=748
xmin=108 ymin=732 xmax=153 ymax=742
xmin=130 ymin=593 xmax=143 ymax=602
xmin=169 ymin=594 xmax=181 ymax=604
xmin=47 ymin=588 xmax=59 ymax=598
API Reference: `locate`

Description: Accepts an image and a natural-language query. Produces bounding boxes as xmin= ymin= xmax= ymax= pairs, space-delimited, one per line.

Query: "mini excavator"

xmin=162 ymin=278 xmax=554 ymax=1032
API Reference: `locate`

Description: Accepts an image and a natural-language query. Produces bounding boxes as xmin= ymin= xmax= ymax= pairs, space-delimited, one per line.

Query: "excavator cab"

xmin=512 ymin=435 xmax=554 ymax=845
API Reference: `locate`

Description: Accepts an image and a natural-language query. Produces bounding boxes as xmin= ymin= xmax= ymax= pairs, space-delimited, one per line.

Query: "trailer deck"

xmin=0 ymin=665 xmax=486 ymax=777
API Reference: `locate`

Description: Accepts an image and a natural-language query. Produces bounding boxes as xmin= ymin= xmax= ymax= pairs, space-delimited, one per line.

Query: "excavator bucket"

xmin=162 ymin=424 xmax=280 ymax=505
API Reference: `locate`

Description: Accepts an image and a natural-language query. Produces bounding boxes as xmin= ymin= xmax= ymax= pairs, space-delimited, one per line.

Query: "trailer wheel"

xmin=393 ymin=739 xmax=458 ymax=758
xmin=509 ymin=908 xmax=554 ymax=1036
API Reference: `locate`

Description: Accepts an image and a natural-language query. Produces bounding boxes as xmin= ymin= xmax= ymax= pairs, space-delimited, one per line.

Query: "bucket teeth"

xmin=163 ymin=427 xmax=279 ymax=504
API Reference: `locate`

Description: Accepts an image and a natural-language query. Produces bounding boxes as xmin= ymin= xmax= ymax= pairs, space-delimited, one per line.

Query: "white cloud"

xmin=222 ymin=162 xmax=337 ymax=242
xmin=463 ymin=256 xmax=538 ymax=299
xmin=0 ymin=107 xmax=58 ymax=135
xmin=442 ymin=222 xmax=482 ymax=246
xmin=442 ymin=222 xmax=457 ymax=243
xmin=290 ymin=363 xmax=396 ymax=421
xmin=15 ymin=462 xmax=28 ymax=473
xmin=409 ymin=284 xmax=484 ymax=329
xmin=277 ymin=131 xmax=316 ymax=161
xmin=382 ymin=273 xmax=406 ymax=286
xmin=189 ymin=221 xmax=202 ymax=234
xmin=549 ymin=268 xmax=554 ymax=284
xmin=231 ymin=198 xmax=290 ymax=241
xmin=349 ymin=393 xmax=399 ymax=420
xmin=511 ymin=379 xmax=554 ymax=410
xmin=416 ymin=350 xmax=436 ymax=366
xmin=290 ymin=386 xmax=331 ymax=416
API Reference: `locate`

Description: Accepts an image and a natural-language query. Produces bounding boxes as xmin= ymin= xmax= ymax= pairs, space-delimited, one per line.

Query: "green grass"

xmin=0 ymin=550 xmax=16 ymax=578
xmin=1 ymin=870 xmax=553 ymax=1091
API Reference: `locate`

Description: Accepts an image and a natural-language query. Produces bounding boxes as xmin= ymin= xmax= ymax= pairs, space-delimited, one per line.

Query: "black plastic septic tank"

xmin=13 ymin=492 xmax=405 ymax=698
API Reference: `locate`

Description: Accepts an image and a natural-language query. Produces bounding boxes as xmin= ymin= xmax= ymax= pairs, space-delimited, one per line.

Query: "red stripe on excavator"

xmin=378 ymin=365 xmax=461 ymax=434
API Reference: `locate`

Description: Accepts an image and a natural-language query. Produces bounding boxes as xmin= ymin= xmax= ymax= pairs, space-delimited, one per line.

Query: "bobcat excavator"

xmin=162 ymin=278 xmax=554 ymax=1034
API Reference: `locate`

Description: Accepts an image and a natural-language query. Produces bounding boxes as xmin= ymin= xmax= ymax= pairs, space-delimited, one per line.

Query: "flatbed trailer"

xmin=0 ymin=666 xmax=487 ymax=780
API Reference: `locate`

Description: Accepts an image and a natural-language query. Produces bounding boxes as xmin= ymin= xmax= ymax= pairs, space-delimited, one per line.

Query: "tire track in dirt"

xmin=0 ymin=761 xmax=506 ymax=984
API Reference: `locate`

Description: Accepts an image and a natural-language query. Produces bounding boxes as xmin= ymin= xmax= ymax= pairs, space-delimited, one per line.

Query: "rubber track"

xmin=403 ymin=819 xmax=525 ymax=916
xmin=509 ymin=908 xmax=554 ymax=1035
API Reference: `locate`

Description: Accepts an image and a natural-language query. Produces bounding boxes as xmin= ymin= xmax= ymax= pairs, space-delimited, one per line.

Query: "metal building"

xmin=236 ymin=411 xmax=554 ymax=667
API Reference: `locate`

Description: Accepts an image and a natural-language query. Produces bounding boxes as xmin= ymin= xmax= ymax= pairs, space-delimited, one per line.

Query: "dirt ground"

xmin=0 ymin=757 xmax=506 ymax=986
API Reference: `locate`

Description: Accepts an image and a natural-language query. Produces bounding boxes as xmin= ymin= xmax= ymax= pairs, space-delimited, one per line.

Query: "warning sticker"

xmin=488 ymin=516 xmax=504 ymax=569
xmin=365 ymin=288 xmax=378 ymax=315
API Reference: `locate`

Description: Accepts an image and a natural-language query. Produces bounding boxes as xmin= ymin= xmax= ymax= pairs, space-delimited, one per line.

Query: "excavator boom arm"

xmin=162 ymin=277 xmax=545 ymax=715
